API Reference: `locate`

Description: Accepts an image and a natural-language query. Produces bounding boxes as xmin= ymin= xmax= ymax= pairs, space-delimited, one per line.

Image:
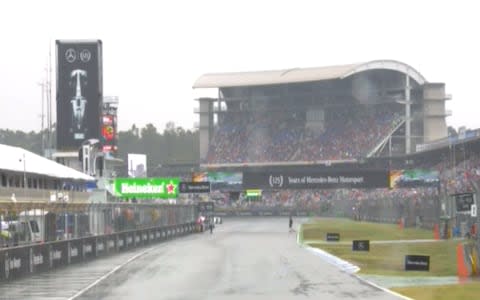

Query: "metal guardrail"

xmin=214 ymin=209 xmax=312 ymax=217
xmin=214 ymin=205 xmax=438 ymax=229
xmin=0 ymin=221 xmax=196 ymax=281
xmin=0 ymin=202 xmax=196 ymax=242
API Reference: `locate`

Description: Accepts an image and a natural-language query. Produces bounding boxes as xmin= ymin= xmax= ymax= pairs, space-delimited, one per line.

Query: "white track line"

xmin=303 ymin=244 xmax=413 ymax=299
xmin=67 ymin=247 xmax=153 ymax=300
xmin=297 ymin=224 xmax=301 ymax=245
xmin=297 ymin=224 xmax=413 ymax=300
xmin=352 ymin=274 xmax=414 ymax=300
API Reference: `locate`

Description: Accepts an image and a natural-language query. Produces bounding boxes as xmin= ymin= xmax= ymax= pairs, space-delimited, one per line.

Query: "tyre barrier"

xmin=0 ymin=222 xmax=196 ymax=282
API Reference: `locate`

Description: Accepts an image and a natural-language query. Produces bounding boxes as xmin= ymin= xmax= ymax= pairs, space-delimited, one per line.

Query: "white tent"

xmin=0 ymin=144 xmax=94 ymax=181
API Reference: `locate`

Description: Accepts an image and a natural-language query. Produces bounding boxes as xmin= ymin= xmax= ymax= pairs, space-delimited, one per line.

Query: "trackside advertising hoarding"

xmin=179 ymin=182 xmax=211 ymax=193
xmin=113 ymin=178 xmax=179 ymax=199
xmin=243 ymin=169 xmax=390 ymax=190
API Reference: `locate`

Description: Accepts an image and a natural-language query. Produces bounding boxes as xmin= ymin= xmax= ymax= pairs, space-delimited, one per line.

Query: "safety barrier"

xmin=214 ymin=209 xmax=312 ymax=217
xmin=0 ymin=222 xmax=196 ymax=281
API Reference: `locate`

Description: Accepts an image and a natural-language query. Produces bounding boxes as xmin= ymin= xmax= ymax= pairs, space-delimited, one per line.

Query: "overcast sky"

xmin=0 ymin=0 xmax=478 ymax=133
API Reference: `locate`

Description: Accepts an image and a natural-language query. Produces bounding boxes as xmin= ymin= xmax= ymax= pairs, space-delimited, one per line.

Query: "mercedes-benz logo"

xmin=65 ymin=48 xmax=77 ymax=63
xmin=80 ymin=49 xmax=91 ymax=62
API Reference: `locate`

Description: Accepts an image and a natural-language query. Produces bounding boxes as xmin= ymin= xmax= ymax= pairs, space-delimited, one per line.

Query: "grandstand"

xmin=190 ymin=61 xmax=480 ymax=237
xmin=193 ymin=60 xmax=451 ymax=167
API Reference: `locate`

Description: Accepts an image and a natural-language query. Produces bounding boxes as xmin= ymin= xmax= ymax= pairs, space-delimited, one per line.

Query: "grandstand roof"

xmin=0 ymin=144 xmax=94 ymax=181
xmin=193 ymin=60 xmax=427 ymax=88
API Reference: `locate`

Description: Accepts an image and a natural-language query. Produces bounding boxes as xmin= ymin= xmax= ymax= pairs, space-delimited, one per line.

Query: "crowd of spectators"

xmin=297 ymin=106 xmax=401 ymax=161
xmin=205 ymin=113 xmax=248 ymax=164
xmin=205 ymin=104 xmax=402 ymax=164
xmin=201 ymin=151 xmax=480 ymax=228
xmin=200 ymin=104 xmax=480 ymax=229
xmin=200 ymin=186 xmax=440 ymax=228
xmin=437 ymin=155 xmax=480 ymax=195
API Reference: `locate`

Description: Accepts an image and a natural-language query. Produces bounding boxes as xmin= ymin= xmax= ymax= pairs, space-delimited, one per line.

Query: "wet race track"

xmin=0 ymin=218 xmax=404 ymax=300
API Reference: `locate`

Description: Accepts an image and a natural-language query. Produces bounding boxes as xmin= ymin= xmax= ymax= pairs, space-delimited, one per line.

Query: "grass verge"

xmin=304 ymin=218 xmax=456 ymax=276
xmin=312 ymin=240 xmax=458 ymax=276
xmin=391 ymin=282 xmax=480 ymax=300
xmin=302 ymin=218 xmax=478 ymax=299
xmin=302 ymin=218 xmax=434 ymax=242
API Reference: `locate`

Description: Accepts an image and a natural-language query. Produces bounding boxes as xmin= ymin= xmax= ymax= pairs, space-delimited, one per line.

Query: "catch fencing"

xmin=0 ymin=202 xmax=197 ymax=281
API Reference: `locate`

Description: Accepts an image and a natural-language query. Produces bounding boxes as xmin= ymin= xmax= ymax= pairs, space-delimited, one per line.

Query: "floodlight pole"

xmin=38 ymin=81 xmax=46 ymax=155
xmin=48 ymin=42 xmax=53 ymax=152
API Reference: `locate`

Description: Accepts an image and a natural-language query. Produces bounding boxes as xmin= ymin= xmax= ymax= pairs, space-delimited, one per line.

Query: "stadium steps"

xmin=471 ymin=180 xmax=480 ymax=193
xmin=366 ymin=117 xmax=406 ymax=158
xmin=290 ymin=131 xmax=304 ymax=161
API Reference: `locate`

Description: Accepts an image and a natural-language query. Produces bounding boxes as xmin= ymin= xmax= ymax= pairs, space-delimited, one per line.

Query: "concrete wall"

xmin=197 ymin=98 xmax=215 ymax=160
xmin=423 ymin=83 xmax=448 ymax=142
xmin=0 ymin=187 xmax=90 ymax=202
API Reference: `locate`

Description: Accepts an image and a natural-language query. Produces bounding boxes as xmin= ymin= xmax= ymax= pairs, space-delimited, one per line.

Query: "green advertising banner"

xmin=113 ymin=178 xmax=179 ymax=199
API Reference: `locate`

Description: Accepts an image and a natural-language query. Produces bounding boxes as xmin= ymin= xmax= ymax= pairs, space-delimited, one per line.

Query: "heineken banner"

xmin=113 ymin=178 xmax=179 ymax=199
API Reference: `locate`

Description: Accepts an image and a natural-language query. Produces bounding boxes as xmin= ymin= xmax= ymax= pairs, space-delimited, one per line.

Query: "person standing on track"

xmin=289 ymin=215 xmax=294 ymax=233
xmin=209 ymin=218 xmax=214 ymax=234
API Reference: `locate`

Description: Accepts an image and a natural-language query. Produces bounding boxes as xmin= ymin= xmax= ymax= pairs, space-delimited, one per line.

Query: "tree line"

xmin=0 ymin=122 xmax=199 ymax=170
xmin=118 ymin=122 xmax=199 ymax=171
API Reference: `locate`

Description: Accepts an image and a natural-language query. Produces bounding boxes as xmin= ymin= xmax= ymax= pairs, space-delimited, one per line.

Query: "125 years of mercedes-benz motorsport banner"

xmin=243 ymin=170 xmax=390 ymax=190
xmin=56 ymin=40 xmax=103 ymax=150
xmin=114 ymin=178 xmax=179 ymax=199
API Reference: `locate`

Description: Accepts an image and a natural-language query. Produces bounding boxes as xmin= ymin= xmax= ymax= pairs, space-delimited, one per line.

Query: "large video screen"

xmin=454 ymin=193 xmax=475 ymax=212
xmin=56 ymin=40 xmax=103 ymax=150
xmin=389 ymin=169 xmax=439 ymax=188
xmin=192 ymin=172 xmax=208 ymax=182
xmin=208 ymin=172 xmax=243 ymax=191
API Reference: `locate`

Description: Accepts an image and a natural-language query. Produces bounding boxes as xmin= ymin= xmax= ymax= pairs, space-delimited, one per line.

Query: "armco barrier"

xmin=213 ymin=209 xmax=313 ymax=217
xmin=0 ymin=222 xmax=195 ymax=281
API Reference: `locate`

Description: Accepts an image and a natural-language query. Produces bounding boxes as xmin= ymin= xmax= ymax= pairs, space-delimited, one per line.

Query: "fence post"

xmin=48 ymin=245 xmax=54 ymax=269
xmin=81 ymin=238 xmax=86 ymax=261
xmin=115 ymin=233 xmax=120 ymax=252
xmin=4 ymin=251 xmax=9 ymax=280
xmin=105 ymin=237 xmax=110 ymax=255
xmin=29 ymin=247 xmax=34 ymax=273
xmin=67 ymin=241 xmax=71 ymax=265
xmin=94 ymin=238 xmax=98 ymax=257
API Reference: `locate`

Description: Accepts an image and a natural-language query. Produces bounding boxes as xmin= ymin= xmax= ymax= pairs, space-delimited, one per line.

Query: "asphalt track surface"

xmin=0 ymin=218 xmax=404 ymax=300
